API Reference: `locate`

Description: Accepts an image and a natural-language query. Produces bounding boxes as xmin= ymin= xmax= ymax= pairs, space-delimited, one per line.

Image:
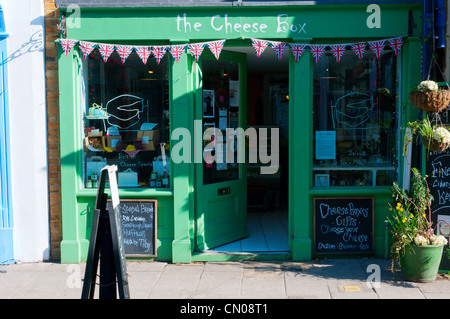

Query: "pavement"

xmin=0 ymin=258 xmax=449 ymax=300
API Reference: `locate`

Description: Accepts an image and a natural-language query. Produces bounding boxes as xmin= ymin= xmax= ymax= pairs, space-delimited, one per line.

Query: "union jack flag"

xmin=98 ymin=43 xmax=115 ymax=63
xmin=78 ymin=41 xmax=96 ymax=59
xmin=270 ymin=41 xmax=287 ymax=60
xmin=153 ymin=46 xmax=167 ymax=65
xmin=309 ymin=45 xmax=326 ymax=63
xmin=289 ymin=43 xmax=306 ymax=62
xmin=188 ymin=43 xmax=206 ymax=62
xmin=369 ymin=40 xmax=385 ymax=60
xmin=251 ymin=39 xmax=268 ymax=58
xmin=59 ymin=39 xmax=78 ymax=56
xmin=388 ymin=37 xmax=403 ymax=56
xmin=330 ymin=44 xmax=347 ymax=63
xmin=116 ymin=45 xmax=133 ymax=64
xmin=207 ymin=40 xmax=225 ymax=60
xmin=136 ymin=46 xmax=152 ymax=65
xmin=169 ymin=44 xmax=186 ymax=63
xmin=350 ymin=42 xmax=366 ymax=60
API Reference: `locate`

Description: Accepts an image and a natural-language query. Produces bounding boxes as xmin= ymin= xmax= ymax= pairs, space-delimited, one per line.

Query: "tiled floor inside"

xmin=211 ymin=209 xmax=289 ymax=252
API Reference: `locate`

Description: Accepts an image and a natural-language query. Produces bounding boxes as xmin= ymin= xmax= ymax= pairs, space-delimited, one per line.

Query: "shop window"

xmin=81 ymin=50 xmax=170 ymax=189
xmin=313 ymin=48 xmax=399 ymax=187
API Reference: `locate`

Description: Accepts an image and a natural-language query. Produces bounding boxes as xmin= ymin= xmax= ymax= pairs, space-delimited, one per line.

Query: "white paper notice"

xmin=315 ymin=131 xmax=336 ymax=160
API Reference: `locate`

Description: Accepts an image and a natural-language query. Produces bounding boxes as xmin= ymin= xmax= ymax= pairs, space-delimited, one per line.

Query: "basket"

xmin=409 ymin=90 xmax=450 ymax=112
xmin=422 ymin=136 xmax=450 ymax=152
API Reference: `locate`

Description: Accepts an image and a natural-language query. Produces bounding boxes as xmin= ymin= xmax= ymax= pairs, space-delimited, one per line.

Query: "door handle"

xmin=218 ymin=187 xmax=230 ymax=196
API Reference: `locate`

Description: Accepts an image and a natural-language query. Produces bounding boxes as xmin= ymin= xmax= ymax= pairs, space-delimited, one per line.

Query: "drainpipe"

xmin=434 ymin=0 xmax=446 ymax=49
xmin=422 ymin=0 xmax=434 ymax=79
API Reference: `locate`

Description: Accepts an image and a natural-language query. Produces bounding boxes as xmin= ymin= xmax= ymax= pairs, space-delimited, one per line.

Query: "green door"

xmin=195 ymin=50 xmax=248 ymax=251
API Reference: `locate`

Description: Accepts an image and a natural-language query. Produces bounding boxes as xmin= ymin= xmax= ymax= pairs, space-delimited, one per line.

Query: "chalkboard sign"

xmin=314 ymin=197 xmax=374 ymax=254
xmin=107 ymin=199 xmax=157 ymax=257
xmin=425 ymin=149 xmax=450 ymax=271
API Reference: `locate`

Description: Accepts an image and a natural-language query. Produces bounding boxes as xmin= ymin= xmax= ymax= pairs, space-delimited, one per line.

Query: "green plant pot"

xmin=400 ymin=244 xmax=444 ymax=282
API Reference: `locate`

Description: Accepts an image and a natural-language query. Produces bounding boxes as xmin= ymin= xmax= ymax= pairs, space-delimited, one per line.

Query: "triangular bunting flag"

xmin=78 ymin=41 xmax=96 ymax=59
xmin=188 ymin=43 xmax=206 ymax=62
xmin=98 ymin=44 xmax=115 ymax=63
xmin=289 ymin=43 xmax=306 ymax=62
xmin=169 ymin=44 xmax=186 ymax=63
xmin=388 ymin=37 xmax=403 ymax=56
xmin=270 ymin=41 xmax=287 ymax=60
xmin=59 ymin=39 xmax=78 ymax=56
xmin=251 ymin=39 xmax=269 ymax=58
xmin=330 ymin=44 xmax=347 ymax=63
xmin=136 ymin=46 xmax=152 ymax=65
xmin=116 ymin=45 xmax=133 ymax=64
xmin=350 ymin=42 xmax=366 ymax=60
xmin=153 ymin=46 xmax=167 ymax=65
xmin=309 ymin=45 xmax=326 ymax=63
xmin=207 ymin=40 xmax=225 ymax=60
xmin=369 ymin=40 xmax=385 ymax=60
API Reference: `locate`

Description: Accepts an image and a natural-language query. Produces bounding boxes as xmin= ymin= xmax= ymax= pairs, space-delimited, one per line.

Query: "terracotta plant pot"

xmin=409 ymin=90 xmax=450 ymax=112
xmin=400 ymin=244 xmax=444 ymax=282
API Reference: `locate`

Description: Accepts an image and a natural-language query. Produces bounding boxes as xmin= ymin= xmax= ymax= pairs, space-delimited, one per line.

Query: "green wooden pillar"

xmin=289 ymin=39 xmax=313 ymax=261
xmin=171 ymin=43 xmax=193 ymax=263
xmin=59 ymin=48 xmax=83 ymax=263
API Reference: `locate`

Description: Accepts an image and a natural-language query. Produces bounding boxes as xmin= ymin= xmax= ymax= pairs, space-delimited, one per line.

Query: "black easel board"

xmin=314 ymin=197 xmax=374 ymax=255
xmin=81 ymin=165 xmax=130 ymax=299
xmin=106 ymin=199 xmax=157 ymax=257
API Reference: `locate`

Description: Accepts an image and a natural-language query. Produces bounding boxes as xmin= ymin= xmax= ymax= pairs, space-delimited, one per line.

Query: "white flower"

xmin=430 ymin=234 xmax=448 ymax=246
xmin=414 ymin=234 xmax=429 ymax=245
xmin=417 ymin=80 xmax=439 ymax=92
xmin=432 ymin=126 xmax=450 ymax=144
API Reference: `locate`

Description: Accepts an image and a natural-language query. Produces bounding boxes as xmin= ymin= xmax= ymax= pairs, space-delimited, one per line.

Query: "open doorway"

xmin=211 ymin=45 xmax=289 ymax=253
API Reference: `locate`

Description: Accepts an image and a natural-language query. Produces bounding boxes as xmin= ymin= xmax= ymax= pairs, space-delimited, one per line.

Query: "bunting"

xmin=369 ymin=40 xmax=385 ymax=60
xmin=98 ymin=43 xmax=115 ymax=63
xmin=188 ymin=43 xmax=206 ymax=62
xmin=251 ymin=38 xmax=269 ymax=58
xmin=388 ymin=37 xmax=403 ymax=56
xmin=153 ymin=46 xmax=167 ymax=65
xmin=309 ymin=45 xmax=326 ymax=63
xmin=59 ymin=39 xmax=78 ymax=56
xmin=78 ymin=41 xmax=96 ymax=59
xmin=59 ymin=36 xmax=405 ymax=66
xmin=330 ymin=44 xmax=347 ymax=63
xmin=116 ymin=45 xmax=133 ymax=64
xmin=350 ymin=42 xmax=366 ymax=60
xmin=169 ymin=44 xmax=186 ymax=63
xmin=136 ymin=46 xmax=152 ymax=65
xmin=289 ymin=43 xmax=306 ymax=62
xmin=270 ymin=41 xmax=287 ymax=60
xmin=207 ymin=40 xmax=225 ymax=60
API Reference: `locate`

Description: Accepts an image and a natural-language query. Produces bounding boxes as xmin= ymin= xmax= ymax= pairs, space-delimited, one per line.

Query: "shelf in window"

xmin=313 ymin=165 xmax=397 ymax=171
xmin=85 ymin=115 xmax=109 ymax=120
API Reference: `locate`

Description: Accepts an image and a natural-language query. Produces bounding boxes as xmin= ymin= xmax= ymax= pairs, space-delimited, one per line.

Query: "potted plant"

xmin=407 ymin=117 xmax=450 ymax=152
xmin=409 ymin=80 xmax=450 ymax=112
xmin=387 ymin=168 xmax=448 ymax=282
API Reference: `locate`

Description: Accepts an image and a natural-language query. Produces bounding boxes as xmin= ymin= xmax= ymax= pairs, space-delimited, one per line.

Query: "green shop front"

xmin=56 ymin=1 xmax=423 ymax=263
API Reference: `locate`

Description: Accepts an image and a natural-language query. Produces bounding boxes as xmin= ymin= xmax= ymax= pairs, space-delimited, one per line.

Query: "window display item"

xmin=86 ymin=156 xmax=107 ymax=184
xmin=137 ymin=129 xmax=160 ymax=151
xmin=118 ymin=168 xmax=139 ymax=187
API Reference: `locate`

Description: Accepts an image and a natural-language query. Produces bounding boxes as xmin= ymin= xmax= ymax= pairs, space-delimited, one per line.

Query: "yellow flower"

xmin=399 ymin=208 xmax=404 ymax=212
xmin=410 ymin=214 xmax=414 ymax=218
xmin=389 ymin=208 xmax=392 ymax=211
xmin=396 ymin=203 xmax=401 ymax=207
xmin=402 ymin=218 xmax=407 ymax=223
xmin=422 ymin=214 xmax=426 ymax=218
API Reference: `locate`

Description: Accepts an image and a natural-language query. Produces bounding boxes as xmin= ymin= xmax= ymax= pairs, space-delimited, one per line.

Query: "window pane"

xmin=82 ymin=50 xmax=170 ymax=189
xmin=313 ymin=48 xmax=399 ymax=187
xmin=202 ymin=59 xmax=240 ymax=185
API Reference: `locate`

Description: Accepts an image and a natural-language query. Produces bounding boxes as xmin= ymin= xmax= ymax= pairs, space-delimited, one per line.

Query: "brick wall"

xmin=44 ymin=0 xmax=61 ymax=261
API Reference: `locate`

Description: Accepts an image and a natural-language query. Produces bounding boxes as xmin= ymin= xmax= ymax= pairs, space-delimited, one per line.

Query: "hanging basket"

xmin=409 ymin=90 xmax=450 ymax=112
xmin=422 ymin=136 xmax=450 ymax=152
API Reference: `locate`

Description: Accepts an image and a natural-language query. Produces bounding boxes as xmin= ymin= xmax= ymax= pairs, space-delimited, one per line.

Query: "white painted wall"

xmin=1 ymin=0 xmax=49 ymax=262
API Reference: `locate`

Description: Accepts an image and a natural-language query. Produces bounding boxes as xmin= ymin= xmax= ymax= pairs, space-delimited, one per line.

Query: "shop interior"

xmin=210 ymin=46 xmax=290 ymax=253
